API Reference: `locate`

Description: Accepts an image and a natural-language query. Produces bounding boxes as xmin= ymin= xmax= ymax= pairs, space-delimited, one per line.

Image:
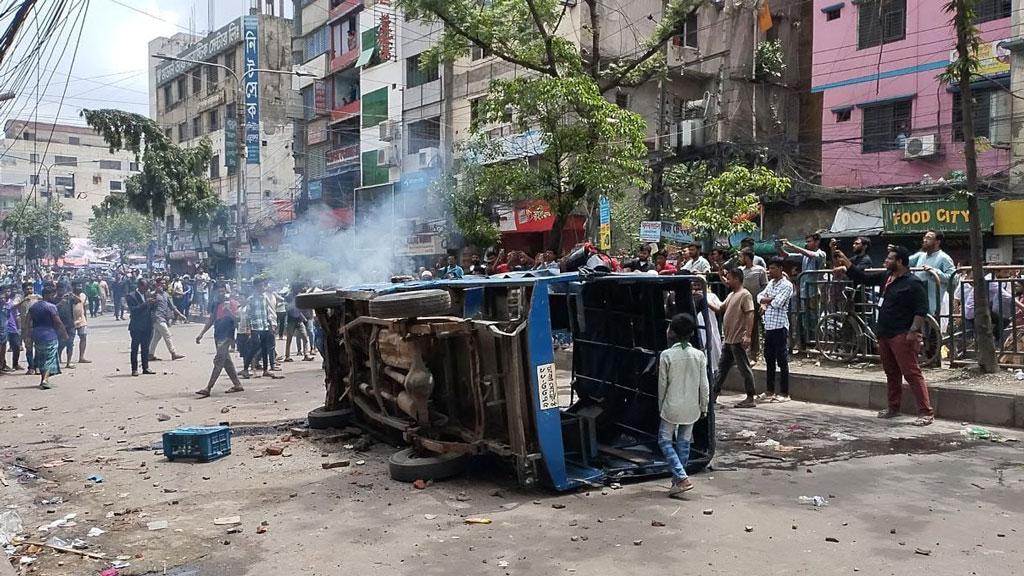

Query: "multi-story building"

xmin=148 ymin=7 xmax=297 ymax=273
xmin=0 ymin=120 xmax=140 ymax=237
xmin=812 ymin=0 xmax=1012 ymax=189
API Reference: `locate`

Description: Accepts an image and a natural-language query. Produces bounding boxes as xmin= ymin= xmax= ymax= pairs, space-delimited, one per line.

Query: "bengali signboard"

xmin=639 ymin=221 xmax=693 ymax=243
xmin=378 ymin=11 xmax=394 ymax=61
xmin=155 ymin=19 xmax=241 ymax=85
xmin=949 ymin=38 xmax=1010 ymax=78
xmin=307 ymin=118 xmax=328 ymax=145
xmin=882 ymin=199 xmax=993 ymax=234
xmin=314 ymin=80 xmax=327 ymax=115
xmin=224 ymin=113 xmax=238 ymax=168
xmin=598 ymin=196 xmax=610 ymax=250
xmin=243 ymin=15 xmax=261 ymax=165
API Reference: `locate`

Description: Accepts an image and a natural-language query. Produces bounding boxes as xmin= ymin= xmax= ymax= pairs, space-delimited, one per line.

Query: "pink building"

xmin=812 ymin=0 xmax=1012 ymax=189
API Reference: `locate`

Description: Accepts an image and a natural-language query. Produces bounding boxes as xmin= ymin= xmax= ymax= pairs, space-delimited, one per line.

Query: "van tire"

xmin=388 ymin=448 xmax=467 ymax=482
xmin=307 ymin=405 xmax=354 ymax=430
xmin=369 ymin=290 xmax=451 ymax=318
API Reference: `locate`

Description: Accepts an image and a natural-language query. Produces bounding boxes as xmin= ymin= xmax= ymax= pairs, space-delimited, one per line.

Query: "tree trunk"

xmin=955 ymin=1 xmax=997 ymax=373
xmin=548 ymin=212 xmax=566 ymax=252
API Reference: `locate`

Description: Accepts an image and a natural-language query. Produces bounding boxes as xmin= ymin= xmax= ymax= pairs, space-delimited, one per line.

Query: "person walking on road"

xmin=195 ymin=282 xmax=244 ymax=397
xmin=715 ymin=268 xmax=757 ymax=408
xmin=18 ymin=282 xmax=41 ymax=375
xmin=834 ymin=245 xmax=935 ymax=426
xmin=7 ymin=285 xmax=24 ymax=371
xmin=84 ymin=278 xmax=101 ymax=318
xmin=248 ymin=277 xmax=282 ymax=379
xmin=757 ymin=258 xmax=794 ymax=403
xmin=657 ymin=313 xmax=709 ymax=497
xmin=111 ymin=273 xmax=127 ymax=320
xmin=126 ymin=279 xmax=157 ymax=376
xmin=29 ymin=285 xmax=68 ymax=389
xmin=149 ymin=279 xmax=186 ymax=361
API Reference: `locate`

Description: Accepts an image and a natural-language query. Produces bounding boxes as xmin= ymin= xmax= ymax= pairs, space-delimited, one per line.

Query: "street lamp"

xmin=151 ymin=53 xmax=316 ymax=273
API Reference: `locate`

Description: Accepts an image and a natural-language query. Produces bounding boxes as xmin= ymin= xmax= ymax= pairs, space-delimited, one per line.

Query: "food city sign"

xmin=882 ymin=199 xmax=993 ymax=234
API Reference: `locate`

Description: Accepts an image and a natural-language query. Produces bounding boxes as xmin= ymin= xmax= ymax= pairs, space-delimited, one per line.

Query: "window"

xmin=99 ymin=159 xmax=121 ymax=170
xmin=129 ymin=161 xmax=140 ymax=171
xmin=223 ymin=49 xmax=235 ymax=73
xmin=109 ymin=180 xmax=122 ymax=191
xmin=68 ymin=136 xmax=80 ymax=145
xmin=861 ymin=99 xmax=912 ymax=153
xmin=210 ymin=155 xmax=220 ymax=179
xmin=976 ymin=0 xmax=1011 ymax=22
xmin=192 ymin=70 xmax=202 ymax=95
xmin=406 ymin=54 xmax=439 ymax=87
xmin=207 ymin=63 xmax=219 ymax=89
xmin=22 ymin=132 xmax=33 ymax=140
xmin=208 ymin=108 xmax=220 ymax=131
xmin=361 ymin=87 xmax=388 ymax=128
xmin=407 ymin=117 xmax=441 ymax=154
xmin=835 ymin=108 xmax=852 ymax=122
xmin=471 ymin=45 xmax=492 ymax=61
xmin=29 ymin=153 xmax=37 ymax=163
xmin=682 ymin=10 xmax=698 ymax=49
xmin=953 ymin=88 xmax=1011 ymax=145
xmin=178 ymin=122 xmax=188 ymax=142
xmin=857 ymin=0 xmax=906 ymax=50
xmin=306 ymin=26 xmax=330 ymax=60
xmin=193 ymin=117 xmax=202 ymax=138
xmin=54 ymin=176 xmax=74 ymax=188
xmin=470 ymin=97 xmax=483 ymax=128
xmin=615 ymin=92 xmax=629 ymax=109
xmin=177 ymin=76 xmax=188 ymax=101
xmin=163 ymin=84 xmax=173 ymax=108
xmin=54 ymin=155 xmax=77 ymax=166
xmin=823 ymin=4 xmax=842 ymax=20
xmin=29 ymin=174 xmax=38 ymax=185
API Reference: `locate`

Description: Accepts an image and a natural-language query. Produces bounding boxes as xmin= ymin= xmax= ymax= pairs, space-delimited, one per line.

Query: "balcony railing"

xmin=326 ymin=143 xmax=359 ymax=165
xmin=330 ymin=99 xmax=360 ymax=123
xmin=330 ymin=47 xmax=359 ymax=73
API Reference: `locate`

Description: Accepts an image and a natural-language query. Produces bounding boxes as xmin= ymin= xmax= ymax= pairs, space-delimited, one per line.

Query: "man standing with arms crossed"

xmin=758 ymin=258 xmax=794 ymax=403
xmin=834 ymin=245 xmax=934 ymax=426
xmin=715 ymin=268 xmax=757 ymax=408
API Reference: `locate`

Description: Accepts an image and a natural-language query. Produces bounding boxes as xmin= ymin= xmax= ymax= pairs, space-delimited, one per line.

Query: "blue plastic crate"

xmin=162 ymin=426 xmax=231 ymax=462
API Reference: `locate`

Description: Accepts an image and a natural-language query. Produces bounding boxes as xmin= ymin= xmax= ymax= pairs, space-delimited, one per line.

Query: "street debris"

xmin=651 ymin=520 xmax=666 ymax=527
xmin=702 ymin=509 xmax=714 ymax=515
xmin=147 ymin=520 xmax=169 ymax=531
xmin=497 ymin=560 xmax=509 ymax=568
xmin=915 ymin=547 xmax=932 ymax=556
xmin=633 ymin=539 xmax=643 ymax=546
xmin=0 ymin=510 xmax=23 ymax=545
xmin=551 ymin=503 xmax=566 ymax=509
xmin=464 ymin=517 xmax=492 ymax=525
xmin=38 ymin=513 xmax=77 ymax=532
xmin=23 ymin=539 xmax=106 ymax=559
xmin=86 ymin=473 xmax=105 ymax=483
xmin=265 ymin=445 xmax=285 ymax=456
xmin=961 ymin=426 xmax=992 ymax=440
xmin=798 ymin=496 xmax=828 ymax=507
xmin=825 ymin=537 xmax=839 ymax=543
xmin=455 ymin=491 xmax=471 ymax=502
xmin=87 ymin=527 xmax=105 ymax=537
xmin=737 ymin=430 xmax=757 ymax=439
xmin=424 ymin=514 xmax=438 ymax=520
xmin=745 ymin=525 xmax=754 ymax=532
xmin=413 ymin=479 xmax=427 ymax=490
xmin=156 ymin=413 xmax=171 ymax=422
xmin=829 ymin=432 xmax=859 ymax=441
xmin=322 ymin=460 xmax=350 ymax=469
xmin=213 ymin=516 xmax=242 ymax=526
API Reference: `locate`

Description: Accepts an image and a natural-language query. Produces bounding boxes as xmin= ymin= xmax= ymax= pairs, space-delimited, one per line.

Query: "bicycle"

xmin=817 ymin=286 xmax=941 ymax=366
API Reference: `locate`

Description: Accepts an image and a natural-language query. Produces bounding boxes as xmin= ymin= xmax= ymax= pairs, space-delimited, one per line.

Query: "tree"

xmin=398 ymin=0 xmax=700 ymax=249
xmin=89 ymin=210 xmax=154 ymax=263
xmin=943 ymin=0 xmax=997 ymax=373
xmin=1 ymin=200 xmax=71 ymax=264
xmin=671 ymin=164 xmax=790 ymax=241
xmin=80 ymin=110 xmax=221 ymax=229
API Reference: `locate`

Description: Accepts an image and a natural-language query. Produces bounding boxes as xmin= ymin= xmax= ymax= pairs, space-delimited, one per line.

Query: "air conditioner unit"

xmin=904 ymin=134 xmax=938 ymax=159
xmin=377 ymin=147 xmax=396 ymax=166
xmin=378 ymin=120 xmax=396 ymax=142
xmin=677 ymin=119 xmax=705 ymax=149
xmin=418 ymin=147 xmax=439 ymax=169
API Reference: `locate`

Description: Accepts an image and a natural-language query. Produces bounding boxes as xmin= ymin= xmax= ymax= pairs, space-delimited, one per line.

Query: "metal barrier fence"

xmin=947 ymin=266 xmax=1024 ymax=369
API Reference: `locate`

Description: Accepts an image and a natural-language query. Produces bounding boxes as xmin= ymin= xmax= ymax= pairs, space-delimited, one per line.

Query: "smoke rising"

xmin=269 ymin=202 xmax=416 ymax=287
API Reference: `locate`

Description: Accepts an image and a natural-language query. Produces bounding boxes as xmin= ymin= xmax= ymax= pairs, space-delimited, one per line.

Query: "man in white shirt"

xmin=758 ymin=257 xmax=794 ymax=402
xmin=680 ymin=243 xmax=711 ymax=274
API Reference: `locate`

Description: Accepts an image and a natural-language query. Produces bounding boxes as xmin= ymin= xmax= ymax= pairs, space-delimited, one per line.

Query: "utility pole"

xmin=951 ymin=0 xmax=997 ymax=372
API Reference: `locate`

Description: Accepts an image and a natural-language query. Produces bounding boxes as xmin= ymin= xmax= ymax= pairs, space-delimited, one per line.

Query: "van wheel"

xmin=369 ymin=289 xmax=452 ymax=318
xmin=388 ymin=448 xmax=467 ymax=482
xmin=307 ymin=405 xmax=354 ymax=430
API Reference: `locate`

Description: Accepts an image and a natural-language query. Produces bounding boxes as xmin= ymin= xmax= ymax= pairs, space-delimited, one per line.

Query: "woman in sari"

xmin=28 ymin=284 xmax=68 ymax=389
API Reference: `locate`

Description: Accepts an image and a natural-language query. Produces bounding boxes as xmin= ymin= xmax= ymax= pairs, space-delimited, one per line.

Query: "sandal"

xmin=912 ymin=416 xmax=934 ymax=427
xmin=226 ymin=386 xmax=245 ymax=393
xmin=194 ymin=389 xmax=211 ymax=398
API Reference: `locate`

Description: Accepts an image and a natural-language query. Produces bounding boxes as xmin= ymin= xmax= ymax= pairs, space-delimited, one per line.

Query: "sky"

xmin=0 ymin=0 xmax=293 ymax=128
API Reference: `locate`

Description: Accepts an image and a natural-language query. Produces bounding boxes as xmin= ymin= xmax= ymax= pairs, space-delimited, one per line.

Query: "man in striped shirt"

xmin=758 ymin=257 xmax=794 ymax=402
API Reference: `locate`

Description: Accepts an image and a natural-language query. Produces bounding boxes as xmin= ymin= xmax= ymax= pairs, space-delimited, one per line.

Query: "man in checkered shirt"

xmin=758 ymin=257 xmax=794 ymax=402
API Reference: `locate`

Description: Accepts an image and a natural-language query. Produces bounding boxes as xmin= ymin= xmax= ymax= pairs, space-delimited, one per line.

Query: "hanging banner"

xmin=224 ymin=113 xmax=238 ymax=168
xmin=882 ymin=199 xmax=993 ymax=234
xmin=598 ymin=196 xmax=610 ymax=250
xmin=243 ymin=15 xmax=261 ymax=165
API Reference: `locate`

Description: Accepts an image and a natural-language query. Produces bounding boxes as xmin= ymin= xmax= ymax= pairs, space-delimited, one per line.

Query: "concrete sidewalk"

xmin=723 ymin=356 xmax=1024 ymax=428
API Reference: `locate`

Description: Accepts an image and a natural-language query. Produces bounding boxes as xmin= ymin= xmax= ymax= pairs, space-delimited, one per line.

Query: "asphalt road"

xmin=1 ymin=315 xmax=1022 ymax=575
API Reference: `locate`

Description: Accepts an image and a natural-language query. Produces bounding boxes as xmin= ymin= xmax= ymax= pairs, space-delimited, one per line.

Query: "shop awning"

xmin=829 ymin=199 xmax=883 ymax=237
xmin=356 ymin=47 xmax=376 ymax=67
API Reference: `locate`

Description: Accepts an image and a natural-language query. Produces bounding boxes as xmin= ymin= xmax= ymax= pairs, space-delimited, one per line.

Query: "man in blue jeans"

xmin=247 ymin=277 xmax=282 ymax=380
xmin=657 ymin=313 xmax=710 ymax=497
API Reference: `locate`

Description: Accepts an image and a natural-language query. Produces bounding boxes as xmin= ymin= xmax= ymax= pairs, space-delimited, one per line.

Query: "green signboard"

xmin=881 ymin=199 xmax=993 ymax=234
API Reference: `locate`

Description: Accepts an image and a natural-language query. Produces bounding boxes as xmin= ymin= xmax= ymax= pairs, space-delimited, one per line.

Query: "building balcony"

xmin=330 ymin=100 xmax=360 ymax=123
xmin=326 ymin=143 xmax=359 ymax=166
xmin=328 ymin=0 xmax=361 ymax=22
xmin=329 ymin=47 xmax=359 ymax=73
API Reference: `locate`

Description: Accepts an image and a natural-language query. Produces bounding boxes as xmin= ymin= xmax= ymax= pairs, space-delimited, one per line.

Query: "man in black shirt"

xmin=834 ymin=245 xmax=934 ymax=425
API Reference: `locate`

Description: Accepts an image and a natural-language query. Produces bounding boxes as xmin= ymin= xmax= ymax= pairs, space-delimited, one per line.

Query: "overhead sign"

xmin=243 ymin=15 xmax=261 ymax=165
xmin=497 ymin=200 xmax=555 ymax=233
xmin=639 ymin=221 xmax=661 ymax=242
xmin=639 ymin=221 xmax=694 ymax=243
xmin=949 ymin=38 xmax=1010 ymax=78
xmin=378 ymin=12 xmax=395 ymax=61
xmin=882 ymin=199 xmax=993 ymax=234
xmin=307 ymin=118 xmax=328 ymax=145
xmin=155 ymin=19 xmax=241 ymax=85
xmin=314 ymin=80 xmax=327 ymax=115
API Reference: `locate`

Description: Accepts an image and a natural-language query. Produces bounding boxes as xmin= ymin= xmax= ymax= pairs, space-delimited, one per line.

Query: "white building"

xmin=0 ymin=120 xmax=140 ymax=237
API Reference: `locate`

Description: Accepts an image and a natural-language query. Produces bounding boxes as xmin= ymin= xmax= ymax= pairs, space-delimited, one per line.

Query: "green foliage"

xmin=754 ymin=39 xmax=785 ymax=80
xmin=664 ymin=161 xmax=711 ymax=211
xmin=88 ymin=210 xmax=154 ymax=262
xmin=1 ymin=201 xmax=72 ymax=262
xmin=940 ymin=0 xmax=981 ymax=86
xmin=675 ymin=164 xmax=790 ymax=238
xmin=91 ymin=193 xmax=129 ymax=220
xmin=81 ymin=109 xmax=222 ymax=228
